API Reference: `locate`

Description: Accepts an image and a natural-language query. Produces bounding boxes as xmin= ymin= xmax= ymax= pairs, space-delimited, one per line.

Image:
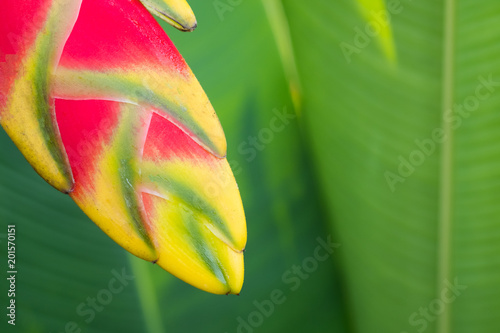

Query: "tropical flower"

xmin=0 ymin=0 xmax=246 ymax=295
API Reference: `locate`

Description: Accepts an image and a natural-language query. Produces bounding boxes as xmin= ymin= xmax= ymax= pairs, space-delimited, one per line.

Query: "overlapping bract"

xmin=0 ymin=0 xmax=81 ymax=191
xmin=0 ymin=0 xmax=246 ymax=294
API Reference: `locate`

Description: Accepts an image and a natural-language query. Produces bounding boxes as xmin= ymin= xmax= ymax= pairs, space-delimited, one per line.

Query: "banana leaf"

xmin=283 ymin=0 xmax=500 ymax=332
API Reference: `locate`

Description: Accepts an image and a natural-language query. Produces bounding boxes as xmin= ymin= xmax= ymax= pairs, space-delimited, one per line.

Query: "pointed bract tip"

xmin=139 ymin=0 xmax=197 ymax=32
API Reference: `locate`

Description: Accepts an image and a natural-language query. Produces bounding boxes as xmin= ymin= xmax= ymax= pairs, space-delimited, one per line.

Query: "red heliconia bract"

xmin=0 ymin=0 xmax=246 ymax=294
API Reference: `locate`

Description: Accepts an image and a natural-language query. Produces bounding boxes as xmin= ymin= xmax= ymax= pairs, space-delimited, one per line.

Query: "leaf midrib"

xmin=260 ymin=0 xmax=303 ymax=114
xmin=129 ymin=254 xmax=165 ymax=333
xmin=437 ymin=0 xmax=456 ymax=332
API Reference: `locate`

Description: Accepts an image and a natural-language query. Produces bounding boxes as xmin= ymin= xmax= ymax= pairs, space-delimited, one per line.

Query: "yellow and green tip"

xmin=140 ymin=0 xmax=198 ymax=32
xmin=0 ymin=0 xmax=245 ymax=294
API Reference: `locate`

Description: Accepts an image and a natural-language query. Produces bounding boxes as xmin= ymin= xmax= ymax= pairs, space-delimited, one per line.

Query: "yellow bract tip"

xmin=140 ymin=0 xmax=197 ymax=32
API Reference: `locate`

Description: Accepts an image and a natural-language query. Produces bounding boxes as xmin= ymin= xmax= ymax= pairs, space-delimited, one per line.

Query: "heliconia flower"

xmin=0 ymin=0 xmax=246 ymax=294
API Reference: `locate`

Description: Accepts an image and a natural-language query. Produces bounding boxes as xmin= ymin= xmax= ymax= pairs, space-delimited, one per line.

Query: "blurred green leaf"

xmin=282 ymin=0 xmax=500 ymax=332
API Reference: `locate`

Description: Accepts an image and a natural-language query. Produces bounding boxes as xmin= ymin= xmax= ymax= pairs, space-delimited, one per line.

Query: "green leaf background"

xmin=1 ymin=0 xmax=500 ymax=332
